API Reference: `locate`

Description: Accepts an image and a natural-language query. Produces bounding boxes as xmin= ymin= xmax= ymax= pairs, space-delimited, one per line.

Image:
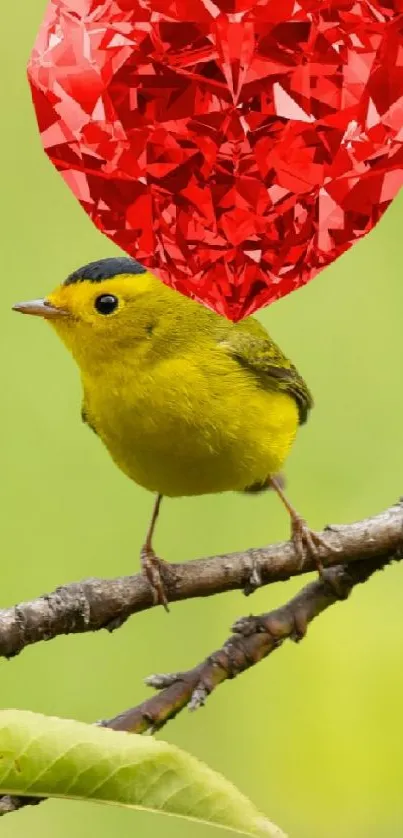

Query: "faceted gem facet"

xmin=28 ymin=1 xmax=403 ymax=321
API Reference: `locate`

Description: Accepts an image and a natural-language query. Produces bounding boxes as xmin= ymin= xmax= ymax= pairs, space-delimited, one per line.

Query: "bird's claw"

xmin=291 ymin=515 xmax=328 ymax=572
xmin=140 ymin=546 xmax=170 ymax=612
xmin=291 ymin=516 xmax=344 ymax=597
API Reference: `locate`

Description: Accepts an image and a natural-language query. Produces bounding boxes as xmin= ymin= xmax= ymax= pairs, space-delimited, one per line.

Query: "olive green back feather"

xmin=221 ymin=318 xmax=313 ymax=425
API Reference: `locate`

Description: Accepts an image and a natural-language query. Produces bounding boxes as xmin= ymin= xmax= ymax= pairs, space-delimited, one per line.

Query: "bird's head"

xmin=12 ymin=257 xmax=173 ymax=374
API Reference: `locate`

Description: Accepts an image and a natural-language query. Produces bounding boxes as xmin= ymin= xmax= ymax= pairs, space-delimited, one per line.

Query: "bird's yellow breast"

xmin=83 ymin=348 xmax=299 ymax=497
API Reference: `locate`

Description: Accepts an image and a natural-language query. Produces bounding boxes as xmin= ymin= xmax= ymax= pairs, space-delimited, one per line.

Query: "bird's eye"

xmin=94 ymin=294 xmax=118 ymax=315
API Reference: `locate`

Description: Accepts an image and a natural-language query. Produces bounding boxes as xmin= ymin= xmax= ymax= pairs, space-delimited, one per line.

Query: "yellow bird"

xmin=13 ymin=257 xmax=327 ymax=609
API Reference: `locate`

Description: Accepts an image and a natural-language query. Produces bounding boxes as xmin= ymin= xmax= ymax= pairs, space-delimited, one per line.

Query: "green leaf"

xmin=0 ymin=711 xmax=286 ymax=837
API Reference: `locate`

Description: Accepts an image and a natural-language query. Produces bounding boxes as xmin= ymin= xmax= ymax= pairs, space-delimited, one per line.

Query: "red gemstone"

xmin=28 ymin=1 xmax=403 ymax=321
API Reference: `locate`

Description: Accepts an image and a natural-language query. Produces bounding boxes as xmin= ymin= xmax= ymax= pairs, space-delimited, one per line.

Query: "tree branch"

xmin=103 ymin=553 xmax=396 ymax=734
xmin=0 ymin=501 xmax=402 ymax=660
xmin=1 ymin=549 xmax=399 ymax=816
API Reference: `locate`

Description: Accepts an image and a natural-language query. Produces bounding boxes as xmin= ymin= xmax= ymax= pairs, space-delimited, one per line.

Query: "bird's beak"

xmin=12 ymin=299 xmax=68 ymax=319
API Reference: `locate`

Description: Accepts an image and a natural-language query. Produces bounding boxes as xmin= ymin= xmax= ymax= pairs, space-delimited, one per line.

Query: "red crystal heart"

xmin=28 ymin=1 xmax=403 ymax=321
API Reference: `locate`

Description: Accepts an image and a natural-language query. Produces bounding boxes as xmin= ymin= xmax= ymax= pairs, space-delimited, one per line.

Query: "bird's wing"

xmin=220 ymin=318 xmax=313 ymax=425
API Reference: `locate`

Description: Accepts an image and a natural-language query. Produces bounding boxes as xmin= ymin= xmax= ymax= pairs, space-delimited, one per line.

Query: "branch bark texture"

xmin=104 ymin=554 xmax=395 ymax=734
xmin=0 ymin=501 xmax=402 ymax=659
xmin=1 ymin=551 xmax=398 ymax=816
xmin=0 ymin=501 xmax=402 ymax=817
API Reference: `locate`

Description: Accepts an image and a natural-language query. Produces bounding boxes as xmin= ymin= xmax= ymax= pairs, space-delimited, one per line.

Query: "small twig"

xmin=0 ymin=502 xmax=402 ymax=659
xmin=0 ymin=795 xmax=40 ymax=815
xmin=104 ymin=554 xmax=395 ymax=733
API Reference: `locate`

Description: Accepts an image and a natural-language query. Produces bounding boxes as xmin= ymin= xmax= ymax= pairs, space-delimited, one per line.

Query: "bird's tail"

xmin=241 ymin=472 xmax=286 ymax=494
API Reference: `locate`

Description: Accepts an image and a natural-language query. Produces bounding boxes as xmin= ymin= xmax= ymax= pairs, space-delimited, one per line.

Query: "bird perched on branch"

xmin=13 ymin=256 xmax=328 ymax=609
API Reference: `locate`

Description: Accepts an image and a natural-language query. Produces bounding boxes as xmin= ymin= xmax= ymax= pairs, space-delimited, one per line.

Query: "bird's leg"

xmin=268 ymin=475 xmax=331 ymax=578
xmin=140 ymin=494 xmax=170 ymax=612
xmin=243 ymin=472 xmax=288 ymax=595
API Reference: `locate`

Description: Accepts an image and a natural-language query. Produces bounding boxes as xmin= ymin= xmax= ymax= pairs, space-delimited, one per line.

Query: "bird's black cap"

xmin=64 ymin=257 xmax=147 ymax=286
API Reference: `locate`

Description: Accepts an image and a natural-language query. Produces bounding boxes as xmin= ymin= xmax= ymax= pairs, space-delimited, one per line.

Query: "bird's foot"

xmin=291 ymin=515 xmax=328 ymax=571
xmin=291 ymin=515 xmax=343 ymax=597
xmin=140 ymin=546 xmax=170 ymax=612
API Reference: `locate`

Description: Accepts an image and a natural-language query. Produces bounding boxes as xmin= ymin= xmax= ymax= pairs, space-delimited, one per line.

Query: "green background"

xmin=2 ymin=4 xmax=403 ymax=837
